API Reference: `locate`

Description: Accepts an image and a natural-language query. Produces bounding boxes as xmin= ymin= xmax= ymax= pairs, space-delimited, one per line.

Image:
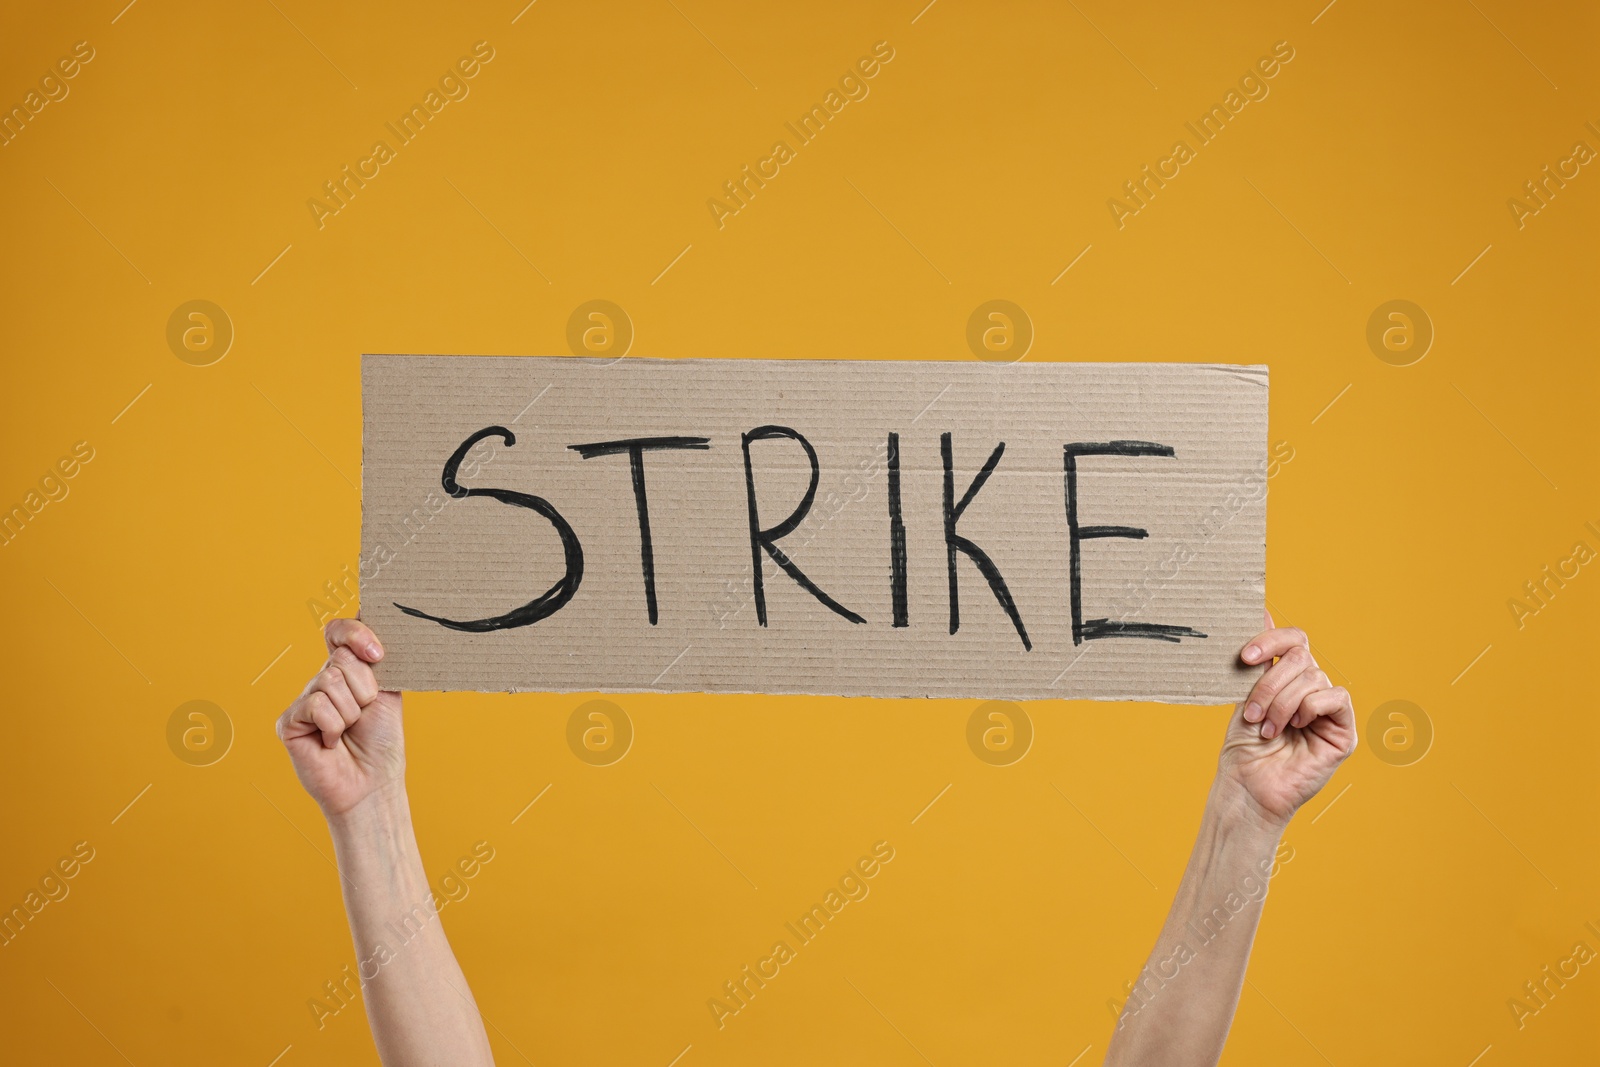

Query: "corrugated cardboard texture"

xmin=362 ymin=355 xmax=1267 ymax=703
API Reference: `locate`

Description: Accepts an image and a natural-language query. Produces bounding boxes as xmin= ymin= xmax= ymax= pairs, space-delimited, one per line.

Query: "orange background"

xmin=1 ymin=1 xmax=1595 ymax=1064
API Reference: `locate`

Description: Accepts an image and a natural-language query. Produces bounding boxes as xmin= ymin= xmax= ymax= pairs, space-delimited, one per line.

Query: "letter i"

xmin=887 ymin=432 xmax=907 ymax=627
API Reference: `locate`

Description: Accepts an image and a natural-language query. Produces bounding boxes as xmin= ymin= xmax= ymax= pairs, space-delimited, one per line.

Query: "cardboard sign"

xmin=361 ymin=356 xmax=1268 ymax=703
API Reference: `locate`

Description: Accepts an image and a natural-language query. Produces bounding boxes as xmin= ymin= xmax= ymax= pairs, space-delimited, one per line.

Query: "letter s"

xmin=73 ymin=40 xmax=96 ymax=62
xmin=394 ymin=426 xmax=584 ymax=632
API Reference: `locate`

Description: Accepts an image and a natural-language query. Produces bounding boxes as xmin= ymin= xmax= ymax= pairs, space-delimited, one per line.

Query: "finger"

xmin=275 ymin=703 xmax=311 ymax=743
xmin=328 ymin=645 xmax=380 ymax=706
xmin=325 ymin=618 xmax=384 ymax=663
xmin=309 ymin=667 xmax=362 ymax=728
xmin=1241 ymin=644 xmax=1314 ymax=723
xmin=1264 ymin=609 xmax=1275 ymax=629
xmin=1287 ymin=670 xmax=1332 ymax=729
xmin=1240 ymin=625 xmax=1308 ymax=666
xmin=287 ymin=691 xmax=346 ymax=749
xmin=1298 ymin=686 xmax=1356 ymax=748
xmin=1262 ymin=670 xmax=1325 ymax=740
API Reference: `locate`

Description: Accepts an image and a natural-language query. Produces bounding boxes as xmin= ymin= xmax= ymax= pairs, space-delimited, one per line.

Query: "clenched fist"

xmin=1216 ymin=612 xmax=1357 ymax=828
xmin=276 ymin=619 xmax=405 ymax=819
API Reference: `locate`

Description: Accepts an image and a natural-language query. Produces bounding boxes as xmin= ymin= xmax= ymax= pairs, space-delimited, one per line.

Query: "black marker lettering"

xmin=887 ymin=432 xmax=908 ymax=628
xmin=1063 ymin=441 xmax=1207 ymax=645
xmin=568 ymin=436 xmax=710 ymax=625
xmin=394 ymin=426 xmax=584 ymax=632
xmin=942 ymin=432 xmax=1030 ymax=650
xmin=742 ymin=425 xmax=866 ymax=626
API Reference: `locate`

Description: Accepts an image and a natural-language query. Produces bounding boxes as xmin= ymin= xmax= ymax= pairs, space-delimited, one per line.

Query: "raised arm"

xmin=1103 ymin=615 xmax=1355 ymax=1066
xmin=276 ymin=619 xmax=495 ymax=1067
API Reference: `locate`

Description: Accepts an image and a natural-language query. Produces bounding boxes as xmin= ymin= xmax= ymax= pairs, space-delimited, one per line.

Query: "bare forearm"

xmin=328 ymin=790 xmax=494 ymax=1067
xmin=1104 ymin=779 xmax=1286 ymax=1067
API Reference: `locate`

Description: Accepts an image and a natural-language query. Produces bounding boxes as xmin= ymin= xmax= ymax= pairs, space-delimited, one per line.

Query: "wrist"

xmin=1206 ymin=773 xmax=1289 ymax=845
xmin=326 ymin=783 xmax=414 ymax=849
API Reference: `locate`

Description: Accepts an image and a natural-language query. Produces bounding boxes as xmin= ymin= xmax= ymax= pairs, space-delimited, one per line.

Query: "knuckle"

xmin=1277 ymin=650 xmax=1310 ymax=675
xmin=1256 ymin=674 xmax=1291 ymax=701
xmin=1286 ymin=626 xmax=1309 ymax=647
xmin=324 ymin=617 xmax=367 ymax=651
xmin=336 ymin=646 xmax=375 ymax=683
